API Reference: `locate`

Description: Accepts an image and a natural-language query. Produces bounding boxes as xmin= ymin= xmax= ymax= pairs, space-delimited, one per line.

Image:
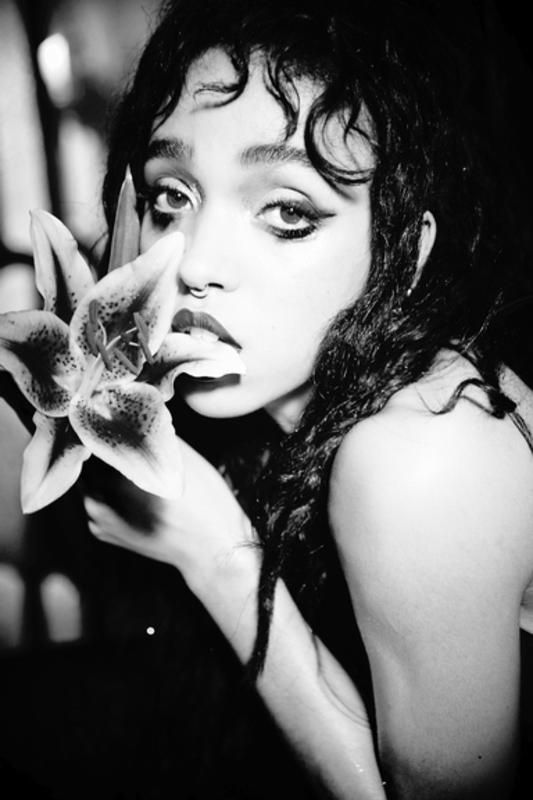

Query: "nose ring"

xmin=189 ymin=285 xmax=208 ymax=299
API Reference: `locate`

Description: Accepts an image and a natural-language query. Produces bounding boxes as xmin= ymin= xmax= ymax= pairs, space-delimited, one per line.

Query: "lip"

xmin=172 ymin=308 xmax=241 ymax=349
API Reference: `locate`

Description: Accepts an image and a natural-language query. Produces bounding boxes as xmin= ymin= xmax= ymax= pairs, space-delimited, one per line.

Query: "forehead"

xmin=152 ymin=48 xmax=374 ymax=172
xmin=159 ymin=49 xmax=312 ymax=142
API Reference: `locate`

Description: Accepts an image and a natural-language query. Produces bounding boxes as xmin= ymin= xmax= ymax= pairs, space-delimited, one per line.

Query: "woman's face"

xmin=140 ymin=48 xmax=373 ymax=430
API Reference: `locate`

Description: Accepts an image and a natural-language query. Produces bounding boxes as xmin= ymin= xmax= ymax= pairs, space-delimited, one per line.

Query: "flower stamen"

xmin=114 ymin=349 xmax=139 ymax=373
xmin=86 ymin=303 xmax=154 ymax=374
xmin=133 ymin=312 xmax=155 ymax=364
xmin=121 ymin=327 xmax=138 ymax=345
xmin=86 ymin=300 xmax=100 ymax=356
xmin=94 ymin=334 xmax=114 ymax=370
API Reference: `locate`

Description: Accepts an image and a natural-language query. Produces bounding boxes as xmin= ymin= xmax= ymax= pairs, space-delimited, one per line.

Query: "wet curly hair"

xmin=101 ymin=0 xmax=533 ymax=676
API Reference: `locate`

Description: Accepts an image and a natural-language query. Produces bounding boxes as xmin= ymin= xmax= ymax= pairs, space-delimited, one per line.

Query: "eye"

xmin=156 ymin=187 xmax=190 ymax=212
xmin=259 ymin=199 xmax=322 ymax=240
xmin=140 ymin=181 xmax=196 ymax=229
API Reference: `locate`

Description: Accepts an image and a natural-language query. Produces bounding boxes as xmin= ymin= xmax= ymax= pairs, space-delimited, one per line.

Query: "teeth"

xmin=187 ymin=326 xmax=219 ymax=343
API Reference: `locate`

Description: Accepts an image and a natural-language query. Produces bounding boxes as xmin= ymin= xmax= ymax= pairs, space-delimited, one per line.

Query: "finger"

xmin=84 ymin=494 xmax=148 ymax=544
xmin=84 ymin=495 xmax=109 ymax=522
xmin=86 ymin=517 xmax=104 ymax=540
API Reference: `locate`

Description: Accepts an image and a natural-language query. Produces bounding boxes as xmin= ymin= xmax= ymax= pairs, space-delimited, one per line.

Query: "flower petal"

xmin=30 ymin=210 xmax=95 ymax=322
xmin=140 ymin=333 xmax=246 ymax=401
xmin=0 ymin=310 xmax=84 ymax=416
xmin=70 ymin=232 xmax=184 ymax=383
xmin=107 ymin=166 xmax=141 ymax=272
xmin=69 ymin=382 xmax=183 ymax=497
xmin=21 ymin=412 xmax=90 ymax=513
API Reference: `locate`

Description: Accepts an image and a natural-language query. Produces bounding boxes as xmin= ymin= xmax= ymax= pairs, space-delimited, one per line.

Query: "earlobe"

xmin=418 ymin=211 xmax=437 ymax=269
xmin=408 ymin=212 xmax=436 ymax=293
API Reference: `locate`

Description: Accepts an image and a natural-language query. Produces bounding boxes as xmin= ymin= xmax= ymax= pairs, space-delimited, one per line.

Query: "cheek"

xmin=249 ymin=246 xmax=369 ymax=360
xmin=296 ymin=252 xmax=369 ymax=327
xmin=253 ymin=288 xmax=338 ymax=368
xmin=139 ymin=220 xmax=157 ymax=253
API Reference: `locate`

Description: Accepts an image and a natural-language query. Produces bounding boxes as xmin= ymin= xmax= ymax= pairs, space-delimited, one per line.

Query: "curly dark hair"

xmin=100 ymin=0 xmax=533 ymax=677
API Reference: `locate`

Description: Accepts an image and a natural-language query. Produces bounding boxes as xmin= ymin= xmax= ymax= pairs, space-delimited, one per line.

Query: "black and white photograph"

xmin=1 ymin=1 xmax=533 ymax=798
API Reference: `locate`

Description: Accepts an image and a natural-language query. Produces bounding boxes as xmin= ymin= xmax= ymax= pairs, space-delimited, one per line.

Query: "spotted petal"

xmin=21 ymin=412 xmax=90 ymax=513
xmin=30 ymin=210 xmax=95 ymax=323
xmin=69 ymin=382 xmax=183 ymax=498
xmin=0 ymin=310 xmax=84 ymax=416
xmin=141 ymin=333 xmax=247 ymax=401
xmin=70 ymin=232 xmax=184 ymax=383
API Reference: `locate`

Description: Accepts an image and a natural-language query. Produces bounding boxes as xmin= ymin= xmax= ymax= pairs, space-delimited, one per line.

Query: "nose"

xmin=177 ymin=210 xmax=240 ymax=295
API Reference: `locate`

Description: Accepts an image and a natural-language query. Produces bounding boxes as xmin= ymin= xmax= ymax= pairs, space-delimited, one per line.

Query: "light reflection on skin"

xmin=140 ymin=48 xmax=374 ymax=432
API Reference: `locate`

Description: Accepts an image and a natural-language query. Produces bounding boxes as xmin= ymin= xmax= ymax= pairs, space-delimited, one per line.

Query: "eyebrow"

xmin=240 ymin=143 xmax=313 ymax=169
xmin=145 ymin=136 xmax=313 ymax=170
xmin=146 ymin=137 xmax=193 ymax=162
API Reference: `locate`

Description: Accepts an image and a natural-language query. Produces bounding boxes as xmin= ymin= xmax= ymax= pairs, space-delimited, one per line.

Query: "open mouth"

xmin=172 ymin=309 xmax=241 ymax=350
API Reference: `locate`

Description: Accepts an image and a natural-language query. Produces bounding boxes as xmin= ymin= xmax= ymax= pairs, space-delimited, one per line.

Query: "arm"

xmin=85 ymin=438 xmax=386 ymax=800
xmin=0 ymin=396 xmax=30 ymax=557
xmin=189 ymin=536 xmax=385 ymax=799
xmin=329 ymin=397 xmax=533 ymax=799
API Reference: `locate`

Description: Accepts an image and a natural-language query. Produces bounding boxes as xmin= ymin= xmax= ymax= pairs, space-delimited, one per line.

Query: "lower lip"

xmin=173 ymin=329 xmax=242 ymax=353
xmin=178 ymin=373 xmax=241 ymax=388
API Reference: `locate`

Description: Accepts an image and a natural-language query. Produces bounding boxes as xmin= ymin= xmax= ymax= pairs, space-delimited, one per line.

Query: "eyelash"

xmin=259 ymin=199 xmax=321 ymax=240
xmin=139 ymin=183 xmax=193 ymax=229
xmin=139 ymin=182 xmax=327 ymax=241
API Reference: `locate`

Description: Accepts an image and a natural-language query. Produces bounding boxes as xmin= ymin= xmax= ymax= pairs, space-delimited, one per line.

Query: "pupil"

xmin=280 ymin=206 xmax=302 ymax=225
xmin=166 ymin=191 xmax=185 ymax=209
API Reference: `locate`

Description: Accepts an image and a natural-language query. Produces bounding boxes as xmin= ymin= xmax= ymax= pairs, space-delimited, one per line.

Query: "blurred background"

xmin=0 ymin=0 xmax=161 ymax=652
xmin=0 ymin=0 xmax=161 ymax=306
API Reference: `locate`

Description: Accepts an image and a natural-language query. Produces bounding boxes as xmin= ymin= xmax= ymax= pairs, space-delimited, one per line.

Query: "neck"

xmin=264 ymin=383 xmax=312 ymax=433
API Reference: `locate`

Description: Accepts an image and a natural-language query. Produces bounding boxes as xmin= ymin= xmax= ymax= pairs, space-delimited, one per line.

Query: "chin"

xmin=176 ymin=374 xmax=264 ymax=419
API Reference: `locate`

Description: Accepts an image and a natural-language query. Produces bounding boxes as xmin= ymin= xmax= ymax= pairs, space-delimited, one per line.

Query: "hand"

xmin=83 ymin=436 xmax=256 ymax=581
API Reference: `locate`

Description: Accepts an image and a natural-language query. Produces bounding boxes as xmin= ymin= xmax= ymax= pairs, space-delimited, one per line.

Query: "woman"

xmin=14 ymin=0 xmax=533 ymax=797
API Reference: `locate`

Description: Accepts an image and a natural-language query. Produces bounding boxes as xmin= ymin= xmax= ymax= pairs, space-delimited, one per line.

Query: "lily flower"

xmin=0 ymin=177 xmax=245 ymax=513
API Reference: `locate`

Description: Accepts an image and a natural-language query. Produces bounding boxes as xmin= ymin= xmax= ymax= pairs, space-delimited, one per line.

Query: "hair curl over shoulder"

xmin=101 ymin=0 xmax=533 ymax=677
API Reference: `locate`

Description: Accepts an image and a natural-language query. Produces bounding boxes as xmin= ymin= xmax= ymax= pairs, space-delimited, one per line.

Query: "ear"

xmin=411 ymin=211 xmax=436 ymax=289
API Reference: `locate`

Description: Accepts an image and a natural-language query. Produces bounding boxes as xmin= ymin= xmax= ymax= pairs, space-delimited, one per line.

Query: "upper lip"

xmin=172 ymin=309 xmax=241 ymax=349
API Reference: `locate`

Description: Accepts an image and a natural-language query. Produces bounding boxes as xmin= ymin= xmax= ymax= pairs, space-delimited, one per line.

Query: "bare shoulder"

xmin=330 ymin=352 xmax=533 ymax=496
xmin=328 ymin=355 xmax=533 ymax=794
xmin=328 ymin=351 xmax=533 ymax=590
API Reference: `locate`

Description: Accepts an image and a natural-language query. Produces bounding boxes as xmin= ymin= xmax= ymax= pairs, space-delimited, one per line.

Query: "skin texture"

xmin=78 ymin=49 xmax=533 ymax=799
